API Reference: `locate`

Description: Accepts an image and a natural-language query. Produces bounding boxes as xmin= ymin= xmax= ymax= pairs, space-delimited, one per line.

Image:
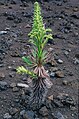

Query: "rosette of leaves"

xmin=17 ymin=2 xmax=53 ymax=79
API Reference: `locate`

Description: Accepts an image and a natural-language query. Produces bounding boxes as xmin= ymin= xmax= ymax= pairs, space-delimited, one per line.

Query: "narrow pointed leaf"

xmin=17 ymin=66 xmax=37 ymax=78
xmin=22 ymin=56 xmax=33 ymax=65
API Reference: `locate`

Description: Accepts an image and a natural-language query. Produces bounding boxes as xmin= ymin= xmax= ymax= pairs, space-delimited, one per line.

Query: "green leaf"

xmin=42 ymin=34 xmax=53 ymax=48
xmin=45 ymin=28 xmax=52 ymax=32
xmin=32 ymin=49 xmax=37 ymax=58
xmin=42 ymin=50 xmax=47 ymax=60
xmin=17 ymin=66 xmax=37 ymax=78
xmin=22 ymin=56 xmax=33 ymax=65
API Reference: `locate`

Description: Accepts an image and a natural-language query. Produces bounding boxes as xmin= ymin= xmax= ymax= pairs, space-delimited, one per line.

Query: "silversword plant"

xmin=17 ymin=2 xmax=53 ymax=109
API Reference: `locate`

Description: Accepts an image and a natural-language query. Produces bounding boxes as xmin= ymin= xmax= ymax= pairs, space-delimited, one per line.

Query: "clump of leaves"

xmin=17 ymin=2 xmax=53 ymax=79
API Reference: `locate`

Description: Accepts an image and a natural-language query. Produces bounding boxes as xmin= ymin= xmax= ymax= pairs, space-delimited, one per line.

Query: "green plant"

xmin=17 ymin=2 xmax=53 ymax=79
xmin=17 ymin=2 xmax=53 ymax=109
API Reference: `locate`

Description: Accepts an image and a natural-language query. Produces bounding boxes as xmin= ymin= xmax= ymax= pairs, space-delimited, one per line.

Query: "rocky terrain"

xmin=0 ymin=0 xmax=79 ymax=119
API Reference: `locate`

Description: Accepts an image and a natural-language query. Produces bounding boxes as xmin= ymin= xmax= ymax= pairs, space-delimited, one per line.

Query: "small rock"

xmin=4 ymin=113 xmax=12 ymax=119
xmin=0 ymin=72 xmax=5 ymax=79
xmin=50 ymin=59 xmax=57 ymax=66
xmin=14 ymin=98 xmax=19 ymax=103
xmin=62 ymin=96 xmax=76 ymax=106
xmin=50 ymin=72 xmax=55 ymax=78
xmin=23 ymin=113 xmax=30 ymax=119
xmin=68 ymin=49 xmax=71 ymax=52
xmin=22 ymin=51 xmax=27 ymax=55
xmin=8 ymin=66 xmax=12 ymax=69
xmin=9 ymin=108 xmax=18 ymax=115
xmin=54 ymin=54 xmax=59 ymax=60
xmin=57 ymin=93 xmax=75 ymax=106
xmin=26 ymin=24 xmax=31 ymax=28
xmin=70 ymin=106 xmax=76 ymax=111
xmin=17 ymin=83 xmax=29 ymax=88
xmin=64 ymin=28 xmax=69 ymax=33
xmin=71 ymin=113 xmax=74 ymax=117
xmin=57 ymin=59 xmax=63 ymax=64
xmin=22 ymin=77 xmax=27 ymax=81
xmin=5 ymin=27 xmax=10 ymax=31
xmin=48 ymin=95 xmax=53 ymax=101
xmin=55 ymin=71 xmax=64 ymax=78
xmin=12 ymin=87 xmax=19 ymax=92
xmin=10 ymin=83 xmax=16 ymax=88
xmin=53 ymin=99 xmax=63 ymax=107
xmin=48 ymin=47 xmax=54 ymax=52
xmin=73 ymin=8 xmax=78 ymax=12
xmin=52 ymin=112 xmax=65 ymax=119
xmin=0 ymin=81 xmax=8 ymax=91
xmin=0 ymin=31 xmax=7 ymax=35
xmin=23 ymin=111 xmax=34 ymax=119
xmin=74 ymin=32 xmax=78 ymax=36
xmin=39 ymin=106 xmax=48 ymax=116
xmin=74 ymin=58 xmax=79 ymax=64
xmin=62 ymin=80 xmax=68 ymax=85
xmin=64 ymin=51 xmax=69 ymax=56
xmin=50 ymin=67 xmax=58 ymax=72
xmin=20 ymin=110 xmax=26 ymax=116
xmin=56 ymin=112 xmax=65 ymax=119
xmin=0 ymin=63 xmax=4 ymax=67
xmin=71 ymin=12 xmax=79 ymax=19
xmin=45 ymin=99 xmax=52 ymax=110
xmin=9 ymin=72 xmax=15 ymax=78
xmin=57 ymin=93 xmax=69 ymax=100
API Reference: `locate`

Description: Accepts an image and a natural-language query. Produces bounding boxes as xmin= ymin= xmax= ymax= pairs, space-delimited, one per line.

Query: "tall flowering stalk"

xmin=17 ymin=2 xmax=53 ymax=109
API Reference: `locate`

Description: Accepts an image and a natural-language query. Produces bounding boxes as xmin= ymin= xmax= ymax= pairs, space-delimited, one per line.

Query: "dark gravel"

xmin=0 ymin=0 xmax=79 ymax=119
